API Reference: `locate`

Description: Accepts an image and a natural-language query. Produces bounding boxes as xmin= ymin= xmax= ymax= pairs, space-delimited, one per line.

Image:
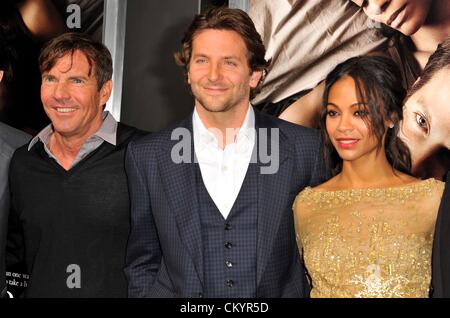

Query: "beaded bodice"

xmin=293 ymin=179 xmax=444 ymax=298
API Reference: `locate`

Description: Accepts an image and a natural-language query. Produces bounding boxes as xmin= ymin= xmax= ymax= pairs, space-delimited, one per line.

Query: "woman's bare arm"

xmin=279 ymin=81 xmax=325 ymax=128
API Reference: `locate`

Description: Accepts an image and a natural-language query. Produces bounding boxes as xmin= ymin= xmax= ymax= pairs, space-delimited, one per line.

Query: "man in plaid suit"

xmin=124 ymin=7 xmax=328 ymax=298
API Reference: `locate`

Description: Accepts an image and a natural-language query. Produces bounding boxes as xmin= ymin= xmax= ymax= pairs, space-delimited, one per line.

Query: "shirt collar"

xmin=192 ymin=105 xmax=255 ymax=151
xmin=95 ymin=111 xmax=118 ymax=146
xmin=28 ymin=124 xmax=53 ymax=151
xmin=28 ymin=111 xmax=118 ymax=151
xmin=235 ymin=105 xmax=255 ymax=145
xmin=193 ymin=107 xmax=216 ymax=149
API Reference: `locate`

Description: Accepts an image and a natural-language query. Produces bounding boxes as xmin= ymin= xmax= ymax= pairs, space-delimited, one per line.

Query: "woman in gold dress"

xmin=293 ymin=56 xmax=445 ymax=298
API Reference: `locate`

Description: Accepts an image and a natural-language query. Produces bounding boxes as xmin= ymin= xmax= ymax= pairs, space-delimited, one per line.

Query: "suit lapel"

xmin=156 ymin=110 xmax=295 ymax=288
xmin=254 ymin=111 xmax=292 ymax=286
xmin=157 ymin=115 xmax=205 ymax=286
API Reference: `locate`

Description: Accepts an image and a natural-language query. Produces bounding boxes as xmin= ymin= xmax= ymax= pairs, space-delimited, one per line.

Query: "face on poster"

xmin=247 ymin=0 xmax=449 ymax=180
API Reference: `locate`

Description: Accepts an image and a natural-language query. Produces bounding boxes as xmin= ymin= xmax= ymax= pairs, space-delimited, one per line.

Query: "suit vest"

xmin=195 ymin=162 xmax=258 ymax=297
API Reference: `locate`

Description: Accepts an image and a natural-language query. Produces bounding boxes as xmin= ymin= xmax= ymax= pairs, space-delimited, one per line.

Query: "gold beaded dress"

xmin=293 ymin=178 xmax=444 ymax=298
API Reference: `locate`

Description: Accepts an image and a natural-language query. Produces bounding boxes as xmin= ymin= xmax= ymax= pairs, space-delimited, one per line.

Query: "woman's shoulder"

xmin=293 ymin=177 xmax=339 ymax=208
xmin=294 ymin=176 xmax=443 ymax=204
xmin=293 ymin=186 xmax=313 ymax=205
xmin=425 ymin=177 xmax=445 ymax=197
xmin=410 ymin=178 xmax=446 ymax=215
xmin=307 ymin=175 xmax=341 ymax=192
xmin=403 ymin=177 xmax=445 ymax=195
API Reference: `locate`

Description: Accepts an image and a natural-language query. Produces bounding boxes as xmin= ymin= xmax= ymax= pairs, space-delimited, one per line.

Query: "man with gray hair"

xmin=6 ymin=32 xmax=143 ymax=297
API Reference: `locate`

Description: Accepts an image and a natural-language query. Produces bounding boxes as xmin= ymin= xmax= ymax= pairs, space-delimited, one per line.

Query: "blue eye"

xmin=72 ymin=78 xmax=84 ymax=84
xmin=415 ymin=113 xmax=429 ymax=134
xmin=225 ymin=60 xmax=237 ymax=66
xmin=44 ymin=76 xmax=56 ymax=83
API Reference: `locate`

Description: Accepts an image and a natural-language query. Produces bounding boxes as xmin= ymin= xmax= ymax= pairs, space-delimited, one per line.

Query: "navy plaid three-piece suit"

xmin=124 ymin=108 xmax=328 ymax=298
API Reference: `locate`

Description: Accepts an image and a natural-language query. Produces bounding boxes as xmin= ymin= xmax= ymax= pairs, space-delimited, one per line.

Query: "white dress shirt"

xmin=193 ymin=106 xmax=256 ymax=219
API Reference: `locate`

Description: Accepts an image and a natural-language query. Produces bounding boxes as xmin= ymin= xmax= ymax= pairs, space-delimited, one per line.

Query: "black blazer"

xmin=432 ymin=172 xmax=450 ymax=298
xmin=124 ymin=109 xmax=328 ymax=298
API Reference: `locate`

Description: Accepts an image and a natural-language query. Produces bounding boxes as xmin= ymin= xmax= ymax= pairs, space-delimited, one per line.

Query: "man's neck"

xmin=48 ymin=122 xmax=102 ymax=170
xmin=195 ymin=102 xmax=250 ymax=149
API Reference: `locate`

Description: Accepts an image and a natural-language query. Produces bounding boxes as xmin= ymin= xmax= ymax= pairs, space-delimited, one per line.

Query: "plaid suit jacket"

xmin=124 ymin=108 xmax=328 ymax=298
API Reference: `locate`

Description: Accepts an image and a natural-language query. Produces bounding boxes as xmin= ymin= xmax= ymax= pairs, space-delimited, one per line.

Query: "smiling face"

xmin=187 ymin=29 xmax=262 ymax=114
xmin=399 ymin=68 xmax=450 ymax=175
xmin=326 ymin=76 xmax=388 ymax=164
xmin=351 ymin=0 xmax=432 ymax=35
xmin=40 ymin=50 xmax=111 ymax=140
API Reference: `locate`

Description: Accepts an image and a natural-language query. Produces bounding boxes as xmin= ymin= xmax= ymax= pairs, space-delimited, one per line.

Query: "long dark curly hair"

xmin=321 ymin=55 xmax=412 ymax=177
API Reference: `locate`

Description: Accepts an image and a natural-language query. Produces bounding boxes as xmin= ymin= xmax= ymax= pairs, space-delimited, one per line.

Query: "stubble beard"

xmin=195 ymin=95 xmax=236 ymax=113
xmin=194 ymin=87 xmax=248 ymax=115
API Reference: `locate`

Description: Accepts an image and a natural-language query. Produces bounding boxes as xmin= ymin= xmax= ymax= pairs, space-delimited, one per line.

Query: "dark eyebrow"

xmin=192 ymin=53 xmax=239 ymax=60
xmin=68 ymin=75 xmax=88 ymax=81
xmin=326 ymin=102 xmax=368 ymax=109
xmin=350 ymin=102 xmax=368 ymax=108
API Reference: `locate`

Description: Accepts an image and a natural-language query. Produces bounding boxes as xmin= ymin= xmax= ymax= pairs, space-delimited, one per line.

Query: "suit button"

xmin=226 ymin=279 xmax=234 ymax=287
xmin=226 ymin=261 xmax=233 ymax=268
xmin=225 ymin=242 xmax=233 ymax=249
xmin=225 ymin=223 xmax=232 ymax=231
xmin=198 ymin=292 xmax=203 ymax=298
